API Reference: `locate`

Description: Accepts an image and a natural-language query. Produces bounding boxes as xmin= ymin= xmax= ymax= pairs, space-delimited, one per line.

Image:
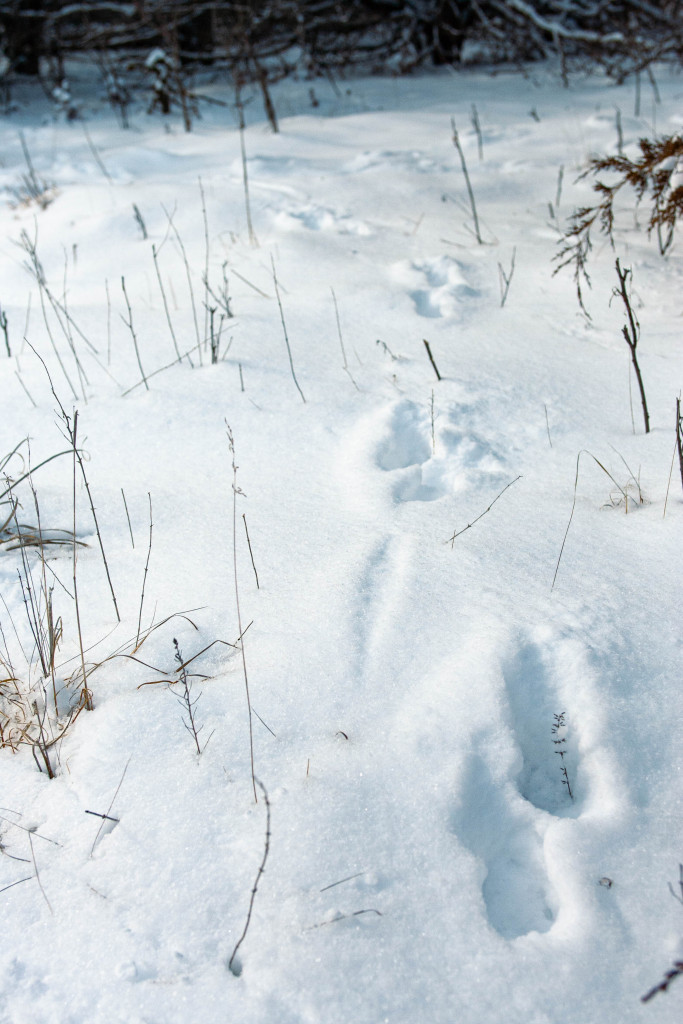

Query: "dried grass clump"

xmin=9 ymin=132 xmax=57 ymax=210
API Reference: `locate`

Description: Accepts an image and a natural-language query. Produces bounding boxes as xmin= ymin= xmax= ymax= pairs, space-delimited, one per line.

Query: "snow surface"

xmin=0 ymin=62 xmax=681 ymax=1024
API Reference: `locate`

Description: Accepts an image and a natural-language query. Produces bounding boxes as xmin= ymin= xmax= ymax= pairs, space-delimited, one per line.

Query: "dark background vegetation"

xmin=1 ymin=2 xmax=681 ymax=86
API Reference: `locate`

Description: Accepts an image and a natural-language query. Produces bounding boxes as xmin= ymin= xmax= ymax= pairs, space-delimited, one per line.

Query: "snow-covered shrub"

xmin=144 ymin=46 xmax=198 ymax=131
xmin=50 ymin=78 xmax=78 ymax=121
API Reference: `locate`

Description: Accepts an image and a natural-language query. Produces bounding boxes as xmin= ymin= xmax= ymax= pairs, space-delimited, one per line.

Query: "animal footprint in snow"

xmin=392 ymin=256 xmax=478 ymax=318
xmin=375 ymin=400 xmax=506 ymax=503
xmin=502 ymin=640 xmax=580 ymax=817
xmin=437 ymin=424 xmax=506 ymax=494
xmin=274 ymin=202 xmax=371 ymax=236
xmin=344 ymin=149 xmax=443 ymax=175
xmin=450 ymin=753 xmax=557 ymax=940
xmin=375 ymin=401 xmax=441 ymax=502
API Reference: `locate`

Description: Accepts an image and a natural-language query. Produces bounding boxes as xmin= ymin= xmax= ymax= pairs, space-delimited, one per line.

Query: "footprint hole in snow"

xmin=450 ymin=754 xmax=556 ymax=939
xmin=375 ymin=402 xmax=431 ymax=471
xmin=409 ymin=257 xmax=479 ymax=318
xmin=502 ymin=642 xmax=581 ymax=818
xmin=391 ymin=465 xmax=443 ymax=503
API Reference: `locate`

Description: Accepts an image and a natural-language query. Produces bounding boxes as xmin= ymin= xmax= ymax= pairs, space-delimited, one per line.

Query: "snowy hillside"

xmin=0 ymin=62 xmax=681 ymax=1024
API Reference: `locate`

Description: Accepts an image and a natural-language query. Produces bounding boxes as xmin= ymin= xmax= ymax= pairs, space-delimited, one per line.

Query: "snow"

xmin=0 ymin=61 xmax=681 ymax=1023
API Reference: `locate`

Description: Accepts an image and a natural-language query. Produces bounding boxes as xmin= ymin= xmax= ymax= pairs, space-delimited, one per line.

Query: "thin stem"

xmin=121 ymin=342 xmax=201 ymax=396
xmin=641 ymin=962 xmax=683 ymax=1003
xmin=236 ymin=86 xmax=257 ymax=247
xmin=471 ymin=104 xmax=483 ymax=161
xmin=152 ymin=244 xmax=183 ymax=363
xmin=271 ymin=256 xmax=305 ymax=404
xmin=555 ymin=165 xmax=564 ymax=210
xmin=330 ymin=287 xmax=348 ymax=369
xmin=105 ymin=278 xmax=111 ymax=365
xmin=72 ymin=412 xmax=92 ymax=710
xmin=120 ymin=277 xmax=149 ymax=391
xmin=90 ymin=756 xmax=131 ymax=857
xmin=136 ymin=493 xmax=153 ymax=646
xmin=552 ymin=450 xmax=627 ymax=590
xmin=172 ymin=638 xmax=205 ymax=755
xmin=60 ymin=255 xmax=88 ymax=403
xmin=121 ymin=488 xmax=134 ymax=548
xmin=430 ymin=390 xmax=436 ymax=454
xmin=34 ymin=258 xmax=78 ymax=400
xmin=451 ymin=118 xmax=483 ymax=244
xmin=331 ymin=288 xmax=359 ymax=390
xmin=82 ymin=123 xmax=112 ymax=182
xmin=199 ymin=177 xmax=210 ymax=352
xmin=1 ymin=306 xmax=10 ymax=356
xmin=227 ymin=424 xmax=257 ymax=802
xmin=228 ymin=779 xmax=270 ymax=974
xmin=498 ymin=247 xmax=516 ymax=307
xmin=446 ymin=476 xmax=521 ymax=548
xmin=26 ymin=471 xmax=57 ymax=709
xmin=15 ymin=370 xmax=37 ymax=407
xmin=26 ymin=340 xmax=120 ymax=622
xmin=615 ymin=259 xmax=649 ymax=433
xmin=28 ymin=831 xmax=53 ymax=914
xmin=242 ymin=513 xmax=260 ymax=589
xmin=423 ymin=339 xmax=441 ymax=381
xmin=0 ymin=447 xmax=73 ymax=503
xmin=163 ymin=206 xmax=202 ymax=363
